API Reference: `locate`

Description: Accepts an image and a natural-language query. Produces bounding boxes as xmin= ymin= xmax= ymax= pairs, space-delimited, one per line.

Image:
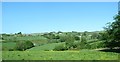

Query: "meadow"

xmin=2 ymin=50 xmax=118 ymax=60
xmin=1 ymin=30 xmax=120 ymax=60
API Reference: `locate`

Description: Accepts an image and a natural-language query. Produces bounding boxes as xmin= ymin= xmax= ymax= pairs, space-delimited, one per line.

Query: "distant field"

xmin=3 ymin=36 xmax=47 ymax=41
xmin=2 ymin=50 xmax=118 ymax=60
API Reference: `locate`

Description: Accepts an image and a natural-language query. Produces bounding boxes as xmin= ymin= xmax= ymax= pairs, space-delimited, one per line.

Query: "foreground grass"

xmin=2 ymin=50 xmax=118 ymax=60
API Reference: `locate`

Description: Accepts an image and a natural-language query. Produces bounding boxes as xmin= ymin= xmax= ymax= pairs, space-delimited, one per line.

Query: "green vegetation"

xmin=15 ymin=41 xmax=34 ymax=51
xmin=1 ymin=15 xmax=120 ymax=60
xmin=2 ymin=50 xmax=118 ymax=60
xmin=53 ymin=43 xmax=67 ymax=51
xmin=27 ymin=43 xmax=64 ymax=51
xmin=102 ymin=15 xmax=120 ymax=48
xmin=2 ymin=42 xmax=16 ymax=51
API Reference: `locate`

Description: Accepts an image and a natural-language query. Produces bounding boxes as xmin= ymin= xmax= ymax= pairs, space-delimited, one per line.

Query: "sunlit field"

xmin=2 ymin=50 xmax=118 ymax=60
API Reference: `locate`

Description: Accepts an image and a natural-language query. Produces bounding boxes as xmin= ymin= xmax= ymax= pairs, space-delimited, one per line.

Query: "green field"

xmin=27 ymin=42 xmax=65 ymax=51
xmin=2 ymin=50 xmax=118 ymax=60
xmin=2 ymin=42 xmax=16 ymax=51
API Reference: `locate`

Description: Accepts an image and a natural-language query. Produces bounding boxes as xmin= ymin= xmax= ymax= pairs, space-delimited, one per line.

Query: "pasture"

xmin=2 ymin=50 xmax=118 ymax=60
xmin=27 ymin=43 xmax=65 ymax=51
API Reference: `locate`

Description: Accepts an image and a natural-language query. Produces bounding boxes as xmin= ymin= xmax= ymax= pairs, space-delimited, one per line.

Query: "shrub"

xmin=15 ymin=41 xmax=34 ymax=51
xmin=74 ymin=36 xmax=80 ymax=40
xmin=84 ymin=41 xmax=106 ymax=49
xmin=9 ymin=48 xmax=14 ymax=51
xmin=53 ymin=44 xmax=68 ymax=51
xmin=77 ymin=42 xmax=87 ymax=49
xmin=59 ymin=36 xmax=66 ymax=42
xmin=65 ymin=34 xmax=75 ymax=49
xmin=72 ymin=42 xmax=79 ymax=48
xmin=54 ymin=35 xmax=60 ymax=39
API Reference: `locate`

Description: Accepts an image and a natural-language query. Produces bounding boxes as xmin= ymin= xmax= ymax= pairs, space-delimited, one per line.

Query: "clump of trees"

xmin=15 ymin=41 xmax=34 ymax=51
xmin=53 ymin=44 xmax=68 ymax=51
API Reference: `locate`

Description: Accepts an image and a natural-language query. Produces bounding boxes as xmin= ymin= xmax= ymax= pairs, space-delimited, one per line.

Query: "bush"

xmin=53 ymin=44 xmax=68 ymax=51
xmin=77 ymin=42 xmax=87 ymax=49
xmin=59 ymin=36 xmax=66 ymax=42
xmin=84 ymin=41 xmax=106 ymax=49
xmin=74 ymin=36 xmax=80 ymax=40
xmin=15 ymin=41 xmax=34 ymax=51
xmin=72 ymin=42 xmax=79 ymax=48
xmin=9 ymin=48 xmax=14 ymax=51
xmin=65 ymin=34 xmax=75 ymax=49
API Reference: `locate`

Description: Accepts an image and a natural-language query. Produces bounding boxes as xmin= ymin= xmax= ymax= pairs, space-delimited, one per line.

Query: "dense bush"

xmin=72 ymin=42 xmax=80 ymax=48
xmin=65 ymin=34 xmax=75 ymax=49
xmin=59 ymin=36 xmax=66 ymax=42
xmin=53 ymin=44 xmax=68 ymax=51
xmin=42 ymin=33 xmax=59 ymax=39
xmin=84 ymin=41 xmax=106 ymax=49
xmin=77 ymin=42 xmax=87 ymax=49
xmin=81 ymin=36 xmax=87 ymax=42
xmin=15 ymin=41 xmax=34 ymax=51
xmin=74 ymin=36 xmax=80 ymax=40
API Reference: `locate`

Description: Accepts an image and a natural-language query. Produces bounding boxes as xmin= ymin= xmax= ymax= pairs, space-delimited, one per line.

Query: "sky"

xmin=2 ymin=2 xmax=118 ymax=34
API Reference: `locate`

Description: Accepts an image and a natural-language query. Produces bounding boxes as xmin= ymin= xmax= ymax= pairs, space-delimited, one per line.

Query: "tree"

xmin=15 ymin=41 xmax=34 ymax=51
xmin=53 ymin=44 xmax=67 ymax=51
xmin=65 ymin=34 xmax=75 ymax=49
xmin=17 ymin=32 xmax=22 ymax=35
xmin=91 ymin=32 xmax=100 ymax=39
xmin=104 ymin=15 xmax=120 ymax=48
xmin=57 ymin=31 xmax=62 ymax=34
xmin=83 ymin=31 xmax=88 ymax=36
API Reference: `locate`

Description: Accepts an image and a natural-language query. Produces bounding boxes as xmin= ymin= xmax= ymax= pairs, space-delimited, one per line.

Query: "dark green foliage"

xmin=53 ymin=44 xmax=68 ymax=51
xmin=17 ymin=32 xmax=22 ymax=35
xmin=42 ymin=33 xmax=55 ymax=39
xmin=81 ymin=36 xmax=87 ymax=42
xmin=15 ymin=41 xmax=34 ymax=51
xmin=54 ymin=35 xmax=60 ymax=39
xmin=103 ymin=15 xmax=120 ymax=48
xmin=99 ymin=32 xmax=108 ymax=40
xmin=83 ymin=31 xmax=88 ymax=36
xmin=91 ymin=33 xmax=100 ymax=39
xmin=72 ymin=42 xmax=80 ymax=48
xmin=77 ymin=42 xmax=87 ymax=49
xmin=42 ymin=33 xmax=60 ymax=40
xmin=74 ymin=36 xmax=80 ymax=40
xmin=57 ymin=31 xmax=62 ymax=34
xmin=65 ymin=34 xmax=75 ymax=49
xmin=59 ymin=36 xmax=66 ymax=42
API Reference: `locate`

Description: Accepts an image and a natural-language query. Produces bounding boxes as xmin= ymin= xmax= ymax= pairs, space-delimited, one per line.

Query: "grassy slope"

xmin=2 ymin=50 xmax=118 ymax=60
xmin=2 ymin=42 xmax=16 ymax=50
xmin=2 ymin=36 xmax=48 ymax=50
xmin=27 ymin=42 xmax=65 ymax=51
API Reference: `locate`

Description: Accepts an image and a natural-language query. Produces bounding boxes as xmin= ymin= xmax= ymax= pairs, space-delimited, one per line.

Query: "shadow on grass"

xmin=99 ymin=49 xmax=120 ymax=53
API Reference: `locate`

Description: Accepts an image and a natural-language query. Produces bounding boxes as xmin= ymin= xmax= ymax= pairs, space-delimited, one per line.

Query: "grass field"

xmin=2 ymin=49 xmax=118 ymax=60
xmin=2 ymin=42 xmax=16 ymax=51
xmin=27 ymin=42 xmax=65 ymax=51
